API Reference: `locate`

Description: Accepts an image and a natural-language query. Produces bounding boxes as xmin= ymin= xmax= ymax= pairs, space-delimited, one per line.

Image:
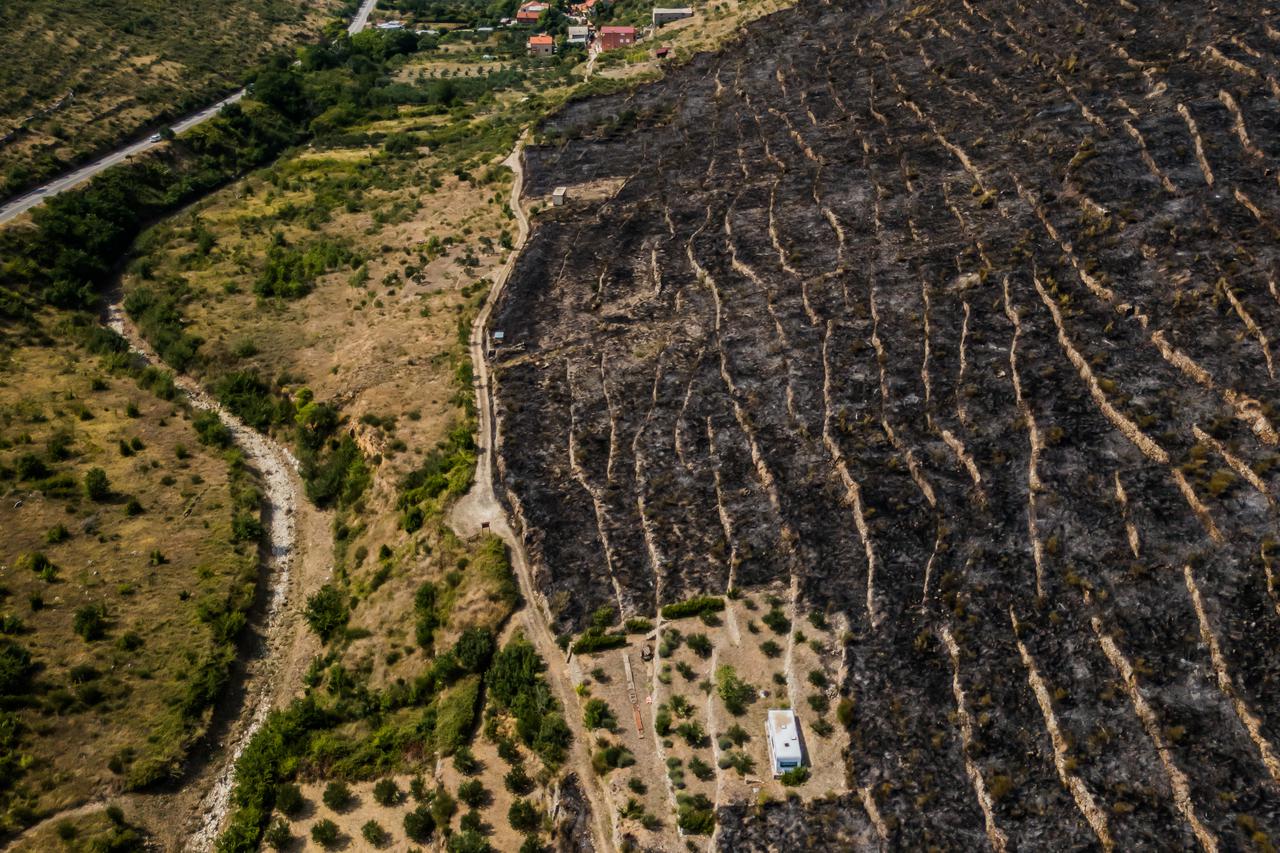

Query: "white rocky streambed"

xmin=106 ymin=302 xmax=301 ymax=850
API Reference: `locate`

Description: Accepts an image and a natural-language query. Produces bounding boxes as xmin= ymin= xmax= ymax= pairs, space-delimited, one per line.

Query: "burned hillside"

xmin=494 ymin=0 xmax=1280 ymax=847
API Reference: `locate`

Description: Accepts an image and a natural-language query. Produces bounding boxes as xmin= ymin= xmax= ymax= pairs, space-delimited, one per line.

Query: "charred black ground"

xmin=494 ymin=0 xmax=1280 ymax=847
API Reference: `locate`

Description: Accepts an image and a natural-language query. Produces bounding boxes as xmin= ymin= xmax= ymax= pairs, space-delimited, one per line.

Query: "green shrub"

xmin=582 ymin=698 xmax=615 ymax=731
xmin=404 ymin=803 xmax=435 ymax=842
xmin=435 ymin=675 xmax=481 ymax=754
xmin=0 ymin=638 xmax=36 ymax=696
xmin=676 ymin=792 xmax=715 ymax=834
xmin=361 ymin=819 xmax=389 ymax=847
xmin=452 ymin=745 xmax=480 ymax=775
xmin=780 ymin=766 xmax=810 ymax=786
xmin=660 ymin=596 xmax=724 ymax=620
xmin=370 ymin=777 xmax=399 ymax=806
xmin=430 ymin=785 xmax=456 ymax=830
xmin=509 ymin=798 xmax=540 ymax=833
xmin=571 ymin=631 xmax=626 ymax=654
xmin=73 ymin=603 xmax=108 ymax=641
xmin=311 ymin=818 xmax=339 ymax=847
xmin=84 ymin=467 xmax=111 ymax=501
xmin=686 ymin=633 xmax=712 ymax=658
xmin=458 ymin=778 xmax=487 ymax=808
xmin=303 ymin=585 xmax=348 ymax=642
xmin=837 ymin=698 xmax=855 ymax=727
xmin=762 ymin=607 xmax=790 ymax=633
xmin=505 ymin=765 xmax=534 ymax=795
xmin=322 ymin=779 xmax=352 ymax=811
xmin=623 ymin=617 xmax=652 ymax=633
xmin=715 ymin=665 xmax=755 ymax=715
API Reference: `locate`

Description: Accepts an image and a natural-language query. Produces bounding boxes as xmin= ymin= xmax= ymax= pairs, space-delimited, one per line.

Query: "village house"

xmin=517 ymin=2 xmax=549 ymax=24
xmin=652 ymin=7 xmax=693 ymax=26
xmin=598 ymin=25 xmax=636 ymax=50
xmin=566 ymin=25 xmax=590 ymax=45
xmin=527 ymin=33 xmax=555 ymax=55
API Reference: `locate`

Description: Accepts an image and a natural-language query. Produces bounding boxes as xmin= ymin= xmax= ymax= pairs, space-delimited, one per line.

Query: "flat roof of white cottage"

xmin=767 ymin=708 xmax=802 ymax=762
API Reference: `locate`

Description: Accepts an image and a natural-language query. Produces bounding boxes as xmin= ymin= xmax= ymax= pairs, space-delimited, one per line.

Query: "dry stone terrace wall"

xmin=496 ymin=0 xmax=1280 ymax=846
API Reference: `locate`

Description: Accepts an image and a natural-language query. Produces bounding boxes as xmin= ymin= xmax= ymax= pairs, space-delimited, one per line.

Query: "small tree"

xmin=361 ymin=819 xmax=390 ymax=847
xmin=404 ymin=803 xmax=435 ymax=842
xmin=509 ymin=798 xmax=540 ymax=833
xmin=311 ymin=818 xmax=340 ymax=848
xmin=505 ymin=765 xmax=534 ymax=795
xmin=84 ymin=468 xmax=111 ymax=501
xmin=582 ymin=698 xmax=614 ymax=731
xmin=458 ymin=779 xmax=488 ymax=809
xmin=73 ymin=603 xmax=108 ymax=641
xmin=373 ymin=778 xmax=401 ymax=806
xmin=304 ymin=585 xmax=348 ymax=642
xmin=453 ymin=745 xmax=480 ymax=775
xmin=431 ymin=785 xmax=456 ymax=829
xmin=322 ymin=780 xmax=352 ymax=811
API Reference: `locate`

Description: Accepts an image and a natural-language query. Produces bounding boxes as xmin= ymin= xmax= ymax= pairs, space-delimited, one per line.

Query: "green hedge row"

xmin=660 ymin=596 xmax=725 ymax=620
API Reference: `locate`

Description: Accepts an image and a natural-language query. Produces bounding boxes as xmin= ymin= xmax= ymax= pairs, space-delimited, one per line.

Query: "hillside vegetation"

xmin=0 ymin=313 xmax=263 ymax=837
xmin=0 ymin=0 xmax=346 ymax=197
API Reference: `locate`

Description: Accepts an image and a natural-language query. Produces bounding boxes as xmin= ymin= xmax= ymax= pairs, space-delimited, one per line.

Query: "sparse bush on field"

xmin=458 ymin=778 xmax=488 ymax=808
xmin=311 ymin=818 xmax=340 ymax=848
xmin=716 ymin=665 xmax=756 ymax=715
xmin=361 ymin=819 xmax=389 ymax=847
xmin=322 ymin=780 xmax=352 ymax=811
xmin=583 ymin=697 xmax=616 ymax=731
xmin=780 ymin=766 xmax=810 ymax=786
xmin=73 ymin=603 xmax=108 ymax=641
xmin=84 ymin=467 xmax=111 ymax=501
xmin=676 ymin=792 xmax=715 ymax=834
xmin=404 ymin=803 xmax=435 ymax=842
xmin=372 ymin=777 xmax=401 ymax=806
xmin=303 ymin=584 xmax=348 ymax=642
xmin=509 ymin=797 xmax=540 ymax=833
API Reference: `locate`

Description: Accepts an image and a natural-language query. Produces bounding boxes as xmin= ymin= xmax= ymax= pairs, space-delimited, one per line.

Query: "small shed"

xmin=655 ymin=47 xmax=670 ymax=59
xmin=552 ymin=186 xmax=567 ymax=206
xmin=493 ymin=330 xmax=506 ymax=343
xmin=765 ymin=709 xmax=803 ymax=776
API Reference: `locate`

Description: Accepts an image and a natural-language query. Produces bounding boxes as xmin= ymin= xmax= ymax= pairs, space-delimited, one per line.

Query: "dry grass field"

xmin=0 ymin=322 xmax=260 ymax=836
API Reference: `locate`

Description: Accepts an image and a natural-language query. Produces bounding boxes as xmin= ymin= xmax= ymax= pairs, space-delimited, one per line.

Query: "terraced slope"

xmin=494 ymin=0 xmax=1280 ymax=846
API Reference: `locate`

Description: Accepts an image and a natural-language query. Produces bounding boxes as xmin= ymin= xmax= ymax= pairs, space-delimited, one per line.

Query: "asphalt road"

xmin=0 ymin=0 xmax=380 ymax=226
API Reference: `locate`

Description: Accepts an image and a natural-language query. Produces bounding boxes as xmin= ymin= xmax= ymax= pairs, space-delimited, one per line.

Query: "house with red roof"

xmin=517 ymin=2 xmax=548 ymax=24
xmin=598 ymin=25 xmax=636 ymax=50
xmin=527 ymin=33 xmax=555 ymax=55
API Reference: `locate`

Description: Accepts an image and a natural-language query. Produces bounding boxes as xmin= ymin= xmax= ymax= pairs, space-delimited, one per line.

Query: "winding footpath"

xmin=450 ymin=143 xmax=619 ymax=853
xmin=0 ymin=0 xmax=381 ymax=227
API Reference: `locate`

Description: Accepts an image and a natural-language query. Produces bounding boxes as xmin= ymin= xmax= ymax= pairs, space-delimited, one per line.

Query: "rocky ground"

xmin=492 ymin=0 xmax=1280 ymax=847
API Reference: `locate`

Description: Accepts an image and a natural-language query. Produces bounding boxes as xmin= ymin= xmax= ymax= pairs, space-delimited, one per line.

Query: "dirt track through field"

xmin=449 ymin=142 xmax=617 ymax=853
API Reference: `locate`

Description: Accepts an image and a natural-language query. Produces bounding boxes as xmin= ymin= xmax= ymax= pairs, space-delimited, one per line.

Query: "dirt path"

xmin=450 ymin=142 xmax=617 ymax=853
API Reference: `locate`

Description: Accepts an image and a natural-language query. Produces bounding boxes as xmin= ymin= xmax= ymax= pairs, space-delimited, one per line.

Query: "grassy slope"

xmin=0 ymin=318 xmax=260 ymax=834
xmin=0 ymin=0 xmax=345 ymax=196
